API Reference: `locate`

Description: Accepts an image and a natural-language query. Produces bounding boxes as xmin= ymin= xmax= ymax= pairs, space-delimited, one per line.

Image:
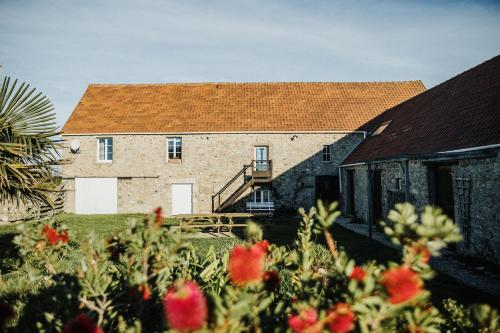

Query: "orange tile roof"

xmin=63 ymin=81 xmax=425 ymax=134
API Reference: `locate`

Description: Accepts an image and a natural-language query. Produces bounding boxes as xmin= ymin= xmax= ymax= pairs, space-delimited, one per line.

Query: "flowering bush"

xmin=0 ymin=203 xmax=498 ymax=332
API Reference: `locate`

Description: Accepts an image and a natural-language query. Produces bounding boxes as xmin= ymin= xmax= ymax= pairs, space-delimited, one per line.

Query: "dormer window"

xmin=97 ymin=137 xmax=113 ymax=162
xmin=167 ymin=137 xmax=182 ymax=160
xmin=372 ymin=120 xmax=392 ymax=136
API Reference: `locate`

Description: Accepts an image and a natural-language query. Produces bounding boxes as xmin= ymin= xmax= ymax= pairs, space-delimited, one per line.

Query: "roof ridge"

xmin=87 ymin=80 xmax=424 ymax=87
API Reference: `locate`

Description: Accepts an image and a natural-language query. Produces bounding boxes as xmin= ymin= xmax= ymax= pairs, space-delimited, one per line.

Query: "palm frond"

xmin=0 ymin=76 xmax=61 ymax=207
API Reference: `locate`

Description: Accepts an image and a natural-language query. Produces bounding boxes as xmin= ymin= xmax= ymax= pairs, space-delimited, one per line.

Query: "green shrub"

xmin=0 ymin=203 xmax=497 ymax=332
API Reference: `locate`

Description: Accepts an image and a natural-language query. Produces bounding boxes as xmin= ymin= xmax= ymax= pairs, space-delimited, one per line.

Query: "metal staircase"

xmin=212 ymin=160 xmax=272 ymax=212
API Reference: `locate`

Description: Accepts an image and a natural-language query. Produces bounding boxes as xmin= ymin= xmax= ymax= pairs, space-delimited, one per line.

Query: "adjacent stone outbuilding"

xmin=340 ymin=55 xmax=500 ymax=264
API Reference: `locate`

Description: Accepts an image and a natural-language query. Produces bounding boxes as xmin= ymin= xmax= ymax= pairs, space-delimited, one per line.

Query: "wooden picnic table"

xmin=173 ymin=212 xmax=273 ymax=233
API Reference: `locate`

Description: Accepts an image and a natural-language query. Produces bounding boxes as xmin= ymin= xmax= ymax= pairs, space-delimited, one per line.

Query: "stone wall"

xmin=452 ymin=151 xmax=500 ymax=263
xmin=340 ymin=151 xmax=500 ymax=264
xmin=61 ymin=132 xmax=363 ymax=215
xmin=341 ymin=159 xmax=431 ymax=223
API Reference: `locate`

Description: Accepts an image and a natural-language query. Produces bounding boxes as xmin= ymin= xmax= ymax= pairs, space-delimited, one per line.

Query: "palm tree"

xmin=0 ymin=76 xmax=60 ymax=208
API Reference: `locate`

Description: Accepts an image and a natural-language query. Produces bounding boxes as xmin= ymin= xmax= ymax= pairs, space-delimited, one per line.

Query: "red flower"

xmin=163 ymin=281 xmax=207 ymax=331
xmin=327 ymin=303 xmax=355 ymax=333
xmin=412 ymin=245 xmax=431 ymax=263
xmin=263 ymin=271 xmax=280 ymax=291
xmin=138 ymin=284 xmax=151 ymax=301
xmin=228 ymin=244 xmax=266 ymax=286
xmin=349 ymin=266 xmax=366 ymax=282
xmin=43 ymin=225 xmax=69 ymax=245
xmin=380 ymin=266 xmax=423 ymax=304
xmin=288 ymin=308 xmax=319 ymax=333
xmin=62 ymin=314 xmax=104 ymax=333
xmin=153 ymin=207 xmax=164 ymax=225
xmin=256 ymin=240 xmax=270 ymax=253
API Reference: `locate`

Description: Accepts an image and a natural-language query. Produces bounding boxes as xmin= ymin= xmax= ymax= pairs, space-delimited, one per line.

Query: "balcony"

xmin=252 ymin=159 xmax=272 ymax=182
xmin=246 ymin=201 xmax=274 ymax=212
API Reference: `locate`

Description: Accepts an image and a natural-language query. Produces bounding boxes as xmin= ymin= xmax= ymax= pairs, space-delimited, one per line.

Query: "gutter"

xmin=437 ymin=143 xmax=500 ymax=154
xmin=61 ymin=130 xmax=369 ymax=136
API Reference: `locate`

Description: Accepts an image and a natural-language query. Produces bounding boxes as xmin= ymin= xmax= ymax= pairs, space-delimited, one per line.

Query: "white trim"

xmin=167 ymin=137 xmax=182 ymax=161
xmin=62 ymin=130 xmax=368 ymax=136
xmin=437 ymin=143 xmax=500 ymax=154
xmin=339 ymin=162 xmax=366 ymax=168
xmin=96 ymin=137 xmax=113 ymax=162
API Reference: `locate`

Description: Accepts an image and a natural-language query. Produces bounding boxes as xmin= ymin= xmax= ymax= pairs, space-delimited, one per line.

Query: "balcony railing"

xmin=246 ymin=201 xmax=274 ymax=212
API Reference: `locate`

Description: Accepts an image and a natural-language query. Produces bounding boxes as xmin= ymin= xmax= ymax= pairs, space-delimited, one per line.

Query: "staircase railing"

xmin=212 ymin=161 xmax=254 ymax=212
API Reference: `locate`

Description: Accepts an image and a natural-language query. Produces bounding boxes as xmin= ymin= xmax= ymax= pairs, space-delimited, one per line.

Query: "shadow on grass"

xmin=259 ymin=213 xmax=500 ymax=308
xmin=0 ymin=232 xmax=20 ymax=273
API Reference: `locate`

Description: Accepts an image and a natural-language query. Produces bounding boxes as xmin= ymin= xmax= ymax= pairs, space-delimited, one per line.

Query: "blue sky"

xmin=1 ymin=0 xmax=500 ymax=127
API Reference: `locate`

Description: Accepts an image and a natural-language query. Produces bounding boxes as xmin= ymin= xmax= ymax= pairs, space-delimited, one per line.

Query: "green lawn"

xmin=0 ymin=213 xmax=497 ymax=308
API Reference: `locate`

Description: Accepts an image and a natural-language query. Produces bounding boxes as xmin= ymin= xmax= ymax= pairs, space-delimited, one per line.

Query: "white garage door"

xmin=75 ymin=178 xmax=118 ymax=214
xmin=171 ymin=184 xmax=192 ymax=215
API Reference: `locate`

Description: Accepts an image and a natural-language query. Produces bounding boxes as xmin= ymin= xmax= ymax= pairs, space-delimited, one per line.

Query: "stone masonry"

xmin=62 ymin=132 xmax=363 ymax=215
xmin=340 ymin=150 xmax=500 ymax=264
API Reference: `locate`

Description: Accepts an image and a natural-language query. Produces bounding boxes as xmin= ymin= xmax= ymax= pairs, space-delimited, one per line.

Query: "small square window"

xmin=97 ymin=138 xmax=113 ymax=162
xmin=322 ymin=145 xmax=331 ymax=162
xmin=167 ymin=137 xmax=182 ymax=160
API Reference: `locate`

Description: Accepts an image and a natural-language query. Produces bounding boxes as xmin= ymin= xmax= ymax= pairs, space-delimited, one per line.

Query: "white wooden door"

xmin=75 ymin=178 xmax=118 ymax=214
xmin=171 ymin=184 xmax=192 ymax=215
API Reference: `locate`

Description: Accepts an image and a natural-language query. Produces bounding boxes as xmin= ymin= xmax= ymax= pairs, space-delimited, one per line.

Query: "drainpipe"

xmin=366 ymin=164 xmax=373 ymax=241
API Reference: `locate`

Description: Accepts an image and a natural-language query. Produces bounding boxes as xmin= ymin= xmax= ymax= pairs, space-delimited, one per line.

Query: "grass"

xmin=0 ymin=213 xmax=498 ymax=308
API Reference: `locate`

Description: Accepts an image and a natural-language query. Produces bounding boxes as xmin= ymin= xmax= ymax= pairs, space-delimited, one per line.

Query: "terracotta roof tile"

xmin=63 ymin=81 xmax=425 ymax=134
xmin=342 ymin=55 xmax=500 ymax=165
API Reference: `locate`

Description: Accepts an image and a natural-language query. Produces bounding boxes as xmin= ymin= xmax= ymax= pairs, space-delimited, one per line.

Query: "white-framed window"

xmin=249 ymin=189 xmax=271 ymax=203
xmin=167 ymin=137 xmax=182 ymax=160
xmin=97 ymin=137 xmax=113 ymax=162
xmin=322 ymin=145 xmax=331 ymax=162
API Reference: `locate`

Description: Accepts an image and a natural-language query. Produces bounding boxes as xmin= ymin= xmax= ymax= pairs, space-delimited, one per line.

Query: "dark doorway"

xmin=315 ymin=176 xmax=340 ymax=205
xmin=434 ymin=165 xmax=455 ymax=219
xmin=372 ymin=170 xmax=383 ymax=222
xmin=347 ymin=170 xmax=355 ymax=215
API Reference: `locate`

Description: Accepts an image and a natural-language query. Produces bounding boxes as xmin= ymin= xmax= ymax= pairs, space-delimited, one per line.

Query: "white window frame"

xmin=167 ymin=137 xmax=182 ymax=161
xmin=247 ymin=188 xmax=274 ymax=211
xmin=249 ymin=189 xmax=271 ymax=204
xmin=322 ymin=145 xmax=331 ymax=162
xmin=97 ymin=137 xmax=113 ymax=163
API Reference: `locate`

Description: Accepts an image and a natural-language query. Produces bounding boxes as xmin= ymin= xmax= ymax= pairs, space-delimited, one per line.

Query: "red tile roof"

xmin=63 ymin=81 xmax=424 ymax=134
xmin=342 ymin=55 xmax=500 ymax=165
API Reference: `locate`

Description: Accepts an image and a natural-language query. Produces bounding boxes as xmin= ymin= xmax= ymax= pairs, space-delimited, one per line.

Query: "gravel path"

xmin=336 ymin=218 xmax=500 ymax=297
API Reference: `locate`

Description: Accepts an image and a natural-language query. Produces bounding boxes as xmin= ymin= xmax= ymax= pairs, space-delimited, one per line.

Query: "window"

xmin=250 ymin=189 xmax=271 ymax=203
xmin=372 ymin=120 xmax=392 ymax=136
xmin=322 ymin=145 xmax=331 ymax=162
xmin=167 ymin=137 xmax=182 ymax=160
xmin=97 ymin=138 xmax=113 ymax=162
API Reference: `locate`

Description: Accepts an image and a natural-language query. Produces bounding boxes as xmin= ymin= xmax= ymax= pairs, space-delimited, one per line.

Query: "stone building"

xmin=339 ymin=56 xmax=500 ymax=263
xmin=61 ymin=81 xmax=424 ymax=216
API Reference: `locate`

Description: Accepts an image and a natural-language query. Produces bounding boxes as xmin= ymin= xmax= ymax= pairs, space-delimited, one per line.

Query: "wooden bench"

xmin=173 ymin=212 xmax=273 ymax=233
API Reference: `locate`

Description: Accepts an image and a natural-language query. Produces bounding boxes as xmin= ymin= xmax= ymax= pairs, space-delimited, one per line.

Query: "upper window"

xmin=167 ymin=137 xmax=182 ymax=160
xmin=97 ymin=138 xmax=113 ymax=162
xmin=322 ymin=145 xmax=331 ymax=162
